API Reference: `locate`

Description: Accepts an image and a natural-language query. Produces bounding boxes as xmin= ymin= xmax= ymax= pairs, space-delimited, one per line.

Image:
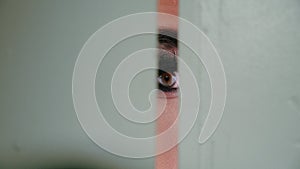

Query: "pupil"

xmin=164 ymin=74 xmax=170 ymax=82
xmin=161 ymin=72 xmax=172 ymax=86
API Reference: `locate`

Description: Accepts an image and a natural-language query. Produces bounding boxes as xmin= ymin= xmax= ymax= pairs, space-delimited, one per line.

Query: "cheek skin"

xmin=156 ymin=97 xmax=179 ymax=169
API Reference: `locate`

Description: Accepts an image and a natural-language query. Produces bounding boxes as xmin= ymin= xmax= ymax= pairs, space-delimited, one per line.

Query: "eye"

xmin=158 ymin=72 xmax=176 ymax=87
xmin=157 ymin=71 xmax=179 ymax=92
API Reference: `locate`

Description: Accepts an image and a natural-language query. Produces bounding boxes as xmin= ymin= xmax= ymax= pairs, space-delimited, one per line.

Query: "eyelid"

xmin=158 ymin=50 xmax=177 ymax=73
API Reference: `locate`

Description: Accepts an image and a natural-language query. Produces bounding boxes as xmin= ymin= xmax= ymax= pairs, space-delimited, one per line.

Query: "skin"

xmin=156 ymin=0 xmax=179 ymax=169
xmin=156 ymin=96 xmax=179 ymax=169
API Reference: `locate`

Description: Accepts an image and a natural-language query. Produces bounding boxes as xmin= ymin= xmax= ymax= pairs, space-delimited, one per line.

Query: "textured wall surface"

xmin=180 ymin=0 xmax=300 ymax=168
xmin=0 ymin=1 xmax=156 ymax=169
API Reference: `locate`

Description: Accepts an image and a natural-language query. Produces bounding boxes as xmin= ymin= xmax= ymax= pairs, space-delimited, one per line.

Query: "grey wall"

xmin=0 ymin=0 xmax=300 ymax=169
xmin=0 ymin=1 xmax=156 ymax=169
xmin=180 ymin=0 xmax=300 ymax=169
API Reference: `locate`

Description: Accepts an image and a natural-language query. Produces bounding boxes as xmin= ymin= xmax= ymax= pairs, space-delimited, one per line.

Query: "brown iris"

xmin=158 ymin=72 xmax=176 ymax=87
xmin=160 ymin=72 xmax=172 ymax=86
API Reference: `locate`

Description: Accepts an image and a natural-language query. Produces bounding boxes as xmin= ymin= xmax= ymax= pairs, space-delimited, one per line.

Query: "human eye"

xmin=157 ymin=29 xmax=179 ymax=98
xmin=157 ymin=49 xmax=178 ymax=94
xmin=157 ymin=70 xmax=179 ymax=92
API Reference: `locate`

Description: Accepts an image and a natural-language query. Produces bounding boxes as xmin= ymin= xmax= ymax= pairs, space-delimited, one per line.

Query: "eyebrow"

xmin=158 ymin=29 xmax=178 ymax=49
